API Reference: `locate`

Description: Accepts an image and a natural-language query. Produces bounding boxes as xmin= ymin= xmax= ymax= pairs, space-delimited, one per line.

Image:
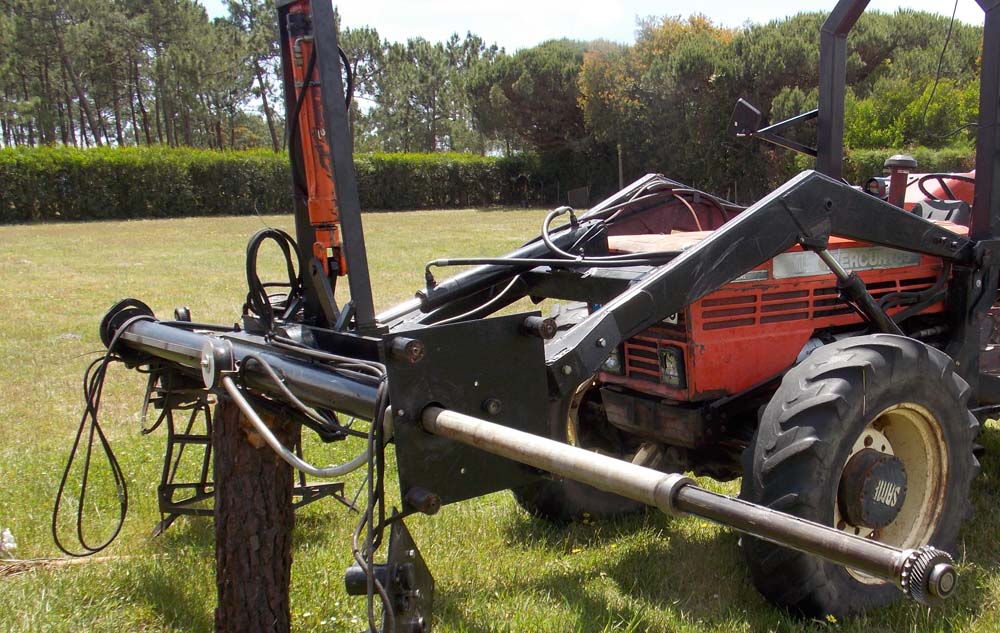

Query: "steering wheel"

xmin=916 ymin=173 xmax=975 ymax=201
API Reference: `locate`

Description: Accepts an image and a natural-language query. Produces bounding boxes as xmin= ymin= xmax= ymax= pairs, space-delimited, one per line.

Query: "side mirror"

xmin=731 ymin=98 xmax=763 ymax=137
xmin=730 ymin=98 xmax=818 ymax=157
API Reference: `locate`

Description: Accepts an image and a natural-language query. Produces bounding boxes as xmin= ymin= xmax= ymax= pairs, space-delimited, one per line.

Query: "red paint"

xmin=600 ymin=225 xmax=967 ymax=402
xmin=288 ymin=1 xmax=346 ymax=276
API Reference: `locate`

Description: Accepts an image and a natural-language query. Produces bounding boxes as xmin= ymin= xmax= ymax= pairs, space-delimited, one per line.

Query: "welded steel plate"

xmin=384 ymin=313 xmax=550 ymax=511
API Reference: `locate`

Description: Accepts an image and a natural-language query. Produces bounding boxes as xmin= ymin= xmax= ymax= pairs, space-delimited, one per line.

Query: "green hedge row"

xmin=841 ymin=147 xmax=977 ymax=184
xmin=0 ymin=147 xmax=544 ymax=223
xmin=794 ymin=147 xmax=977 ymax=184
xmin=354 ymin=152 xmax=539 ymax=210
xmin=0 ymin=146 xmax=288 ymax=222
xmin=0 ymin=145 xmax=978 ymax=224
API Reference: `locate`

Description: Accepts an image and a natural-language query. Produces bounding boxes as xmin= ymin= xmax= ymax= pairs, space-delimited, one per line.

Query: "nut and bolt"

xmin=523 ymin=316 xmax=558 ymax=339
xmin=482 ymin=398 xmax=502 ymax=416
xmin=404 ymin=487 xmax=441 ymax=516
xmin=390 ymin=337 xmax=426 ymax=364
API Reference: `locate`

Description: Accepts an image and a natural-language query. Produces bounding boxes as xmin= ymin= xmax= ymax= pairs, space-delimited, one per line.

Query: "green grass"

xmin=1 ymin=209 xmax=1000 ymax=632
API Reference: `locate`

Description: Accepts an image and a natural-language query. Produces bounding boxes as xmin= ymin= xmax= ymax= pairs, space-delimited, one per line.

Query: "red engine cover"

xmin=599 ymin=224 xmax=965 ymax=402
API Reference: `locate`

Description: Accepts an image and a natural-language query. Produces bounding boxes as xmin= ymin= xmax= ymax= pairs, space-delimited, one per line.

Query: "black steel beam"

xmin=972 ymin=0 xmax=1000 ymax=241
xmin=379 ymin=224 xmax=599 ymax=328
xmin=309 ymin=0 xmax=377 ymax=331
xmin=545 ymin=170 xmax=971 ymax=395
xmin=816 ymin=0 xmax=869 ymax=178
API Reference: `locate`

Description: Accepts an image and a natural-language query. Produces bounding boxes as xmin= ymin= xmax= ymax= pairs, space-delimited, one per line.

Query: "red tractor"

xmin=75 ymin=0 xmax=1000 ymax=627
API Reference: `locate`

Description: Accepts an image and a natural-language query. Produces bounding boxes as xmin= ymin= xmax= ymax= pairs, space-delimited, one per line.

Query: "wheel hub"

xmin=838 ymin=448 xmax=908 ymax=530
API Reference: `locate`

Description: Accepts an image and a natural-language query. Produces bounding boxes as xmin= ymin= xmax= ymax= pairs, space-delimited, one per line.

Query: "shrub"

xmin=0 ymin=146 xmax=547 ymax=223
xmin=843 ymin=147 xmax=976 ymax=184
xmin=0 ymin=146 xmax=287 ymax=223
xmin=792 ymin=146 xmax=976 ymax=186
xmin=0 ymin=144 xmax=978 ymax=224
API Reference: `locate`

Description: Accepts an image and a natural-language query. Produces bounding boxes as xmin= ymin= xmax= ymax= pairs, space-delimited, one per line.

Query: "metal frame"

xmin=102 ymin=0 xmax=1000 ymax=514
xmin=973 ymin=0 xmax=1000 ymax=240
xmin=816 ymin=0 xmax=867 ymax=178
xmin=87 ymin=0 xmax=1000 ymax=621
xmin=277 ymin=0 xmax=377 ymax=330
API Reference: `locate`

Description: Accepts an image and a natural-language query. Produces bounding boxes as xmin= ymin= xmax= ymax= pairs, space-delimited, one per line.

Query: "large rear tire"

xmin=512 ymin=381 xmax=646 ymax=523
xmin=740 ymin=334 xmax=979 ymax=618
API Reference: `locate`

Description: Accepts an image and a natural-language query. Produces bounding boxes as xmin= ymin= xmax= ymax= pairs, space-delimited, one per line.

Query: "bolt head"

xmin=483 ymin=398 xmax=502 ymax=416
xmin=561 ymin=365 xmax=573 ymax=375
xmin=929 ymin=564 xmax=956 ymax=597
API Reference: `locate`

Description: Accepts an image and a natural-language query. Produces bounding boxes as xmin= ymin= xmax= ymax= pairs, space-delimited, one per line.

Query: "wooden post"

xmin=213 ymin=399 xmax=300 ymax=633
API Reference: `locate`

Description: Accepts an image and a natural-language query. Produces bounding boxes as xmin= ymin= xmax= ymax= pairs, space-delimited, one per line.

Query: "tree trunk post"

xmin=213 ymin=398 xmax=299 ymax=633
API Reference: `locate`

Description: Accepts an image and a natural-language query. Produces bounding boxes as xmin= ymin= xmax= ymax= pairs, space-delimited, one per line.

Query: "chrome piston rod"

xmin=422 ymin=406 xmax=957 ymax=606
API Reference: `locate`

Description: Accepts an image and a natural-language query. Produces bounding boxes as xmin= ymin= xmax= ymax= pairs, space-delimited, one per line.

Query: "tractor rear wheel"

xmin=512 ymin=380 xmax=646 ymax=523
xmin=740 ymin=334 xmax=979 ymax=618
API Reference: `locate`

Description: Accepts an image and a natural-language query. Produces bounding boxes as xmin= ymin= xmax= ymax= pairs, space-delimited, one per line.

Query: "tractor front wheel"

xmin=512 ymin=380 xmax=646 ymax=523
xmin=740 ymin=334 xmax=979 ymax=618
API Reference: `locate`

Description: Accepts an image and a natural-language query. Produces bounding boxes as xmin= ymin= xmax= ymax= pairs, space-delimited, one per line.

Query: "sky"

xmin=200 ymin=0 xmax=987 ymax=51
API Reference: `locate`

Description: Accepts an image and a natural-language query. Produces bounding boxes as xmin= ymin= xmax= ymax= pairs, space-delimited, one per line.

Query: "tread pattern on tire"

xmin=740 ymin=334 xmax=980 ymax=617
xmin=511 ymin=392 xmax=645 ymax=523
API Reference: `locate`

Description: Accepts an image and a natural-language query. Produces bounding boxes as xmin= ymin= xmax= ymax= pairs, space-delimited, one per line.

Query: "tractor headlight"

xmin=865 ymin=177 xmax=888 ymax=198
xmin=659 ymin=346 xmax=686 ymax=388
xmin=601 ymin=347 xmax=624 ymax=375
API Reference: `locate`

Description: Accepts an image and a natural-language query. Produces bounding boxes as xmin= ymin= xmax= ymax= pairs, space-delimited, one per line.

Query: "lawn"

xmin=1 ymin=209 xmax=999 ymax=632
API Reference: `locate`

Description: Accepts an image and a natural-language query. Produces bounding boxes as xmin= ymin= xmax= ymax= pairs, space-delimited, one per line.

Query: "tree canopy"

xmin=0 ymin=2 xmax=985 ymax=198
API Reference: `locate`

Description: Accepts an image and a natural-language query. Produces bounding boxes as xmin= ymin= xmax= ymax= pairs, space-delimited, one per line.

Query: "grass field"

xmin=2 ymin=209 xmax=1000 ymax=632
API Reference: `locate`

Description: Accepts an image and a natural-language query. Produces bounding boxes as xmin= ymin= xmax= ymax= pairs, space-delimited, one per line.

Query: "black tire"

xmin=740 ymin=334 xmax=980 ymax=618
xmin=512 ymin=384 xmax=646 ymax=523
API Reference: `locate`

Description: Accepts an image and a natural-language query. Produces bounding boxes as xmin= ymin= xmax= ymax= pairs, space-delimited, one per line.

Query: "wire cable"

xmin=244 ymin=228 xmax=303 ymax=332
xmin=432 ymin=275 xmax=525 ymax=325
xmin=541 ymin=206 xmax=583 ymax=259
xmin=52 ymin=314 xmax=152 ymax=557
xmin=339 ymin=46 xmax=354 ymax=109
xmin=284 ymin=46 xmax=318 ymax=154
xmin=920 ymin=0 xmax=977 ymax=140
xmin=222 ymin=375 xmax=369 ymax=479
xmin=672 ymin=192 xmax=704 ymax=232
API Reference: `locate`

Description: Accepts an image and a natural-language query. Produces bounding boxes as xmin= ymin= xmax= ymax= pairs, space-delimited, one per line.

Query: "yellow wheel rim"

xmin=836 ymin=403 xmax=948 ymax=584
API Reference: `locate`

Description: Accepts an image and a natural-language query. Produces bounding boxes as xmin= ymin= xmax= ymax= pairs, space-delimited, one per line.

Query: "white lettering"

xmin=872 ymin=480 xmax=901 ymax=507
xmin=773 ymin=247 xmax=921 ymax=279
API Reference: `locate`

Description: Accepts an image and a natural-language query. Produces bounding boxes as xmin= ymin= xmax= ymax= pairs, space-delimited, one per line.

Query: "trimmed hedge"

xmin=0 ymin=146 xmax=288 ymax=223
xmin=0 ymin=145 xmax=978 ymax=223
xmin=842 ymin=147 xmax=977 ymax=184
xmin=0 ymin=146 xmax=545 ymax=223
xmin=795 ymin=147 xmax=977 ymax=184
xmin=354 ymin=152 xmax=540 ymax=210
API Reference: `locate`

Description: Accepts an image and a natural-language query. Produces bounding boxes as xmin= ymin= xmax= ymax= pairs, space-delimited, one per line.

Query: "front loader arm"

xmin=546 ymin=170 xmax=973 ymax=395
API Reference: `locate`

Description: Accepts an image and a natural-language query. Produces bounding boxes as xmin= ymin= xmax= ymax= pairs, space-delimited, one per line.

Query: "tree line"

xmin=0 ymin=0 xmax=282 ymax=150
xmin=0 ymin=2 xmax=984 ymax=198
